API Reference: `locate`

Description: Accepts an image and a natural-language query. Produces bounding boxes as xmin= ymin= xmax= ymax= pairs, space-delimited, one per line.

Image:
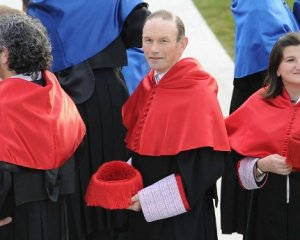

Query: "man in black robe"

xmin=123 ymin=10 xmax=230 ymax=240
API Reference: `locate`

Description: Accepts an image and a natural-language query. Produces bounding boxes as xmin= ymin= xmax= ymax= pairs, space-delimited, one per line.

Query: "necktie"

xmin=154 ymin=74 xmax=160 ymax=84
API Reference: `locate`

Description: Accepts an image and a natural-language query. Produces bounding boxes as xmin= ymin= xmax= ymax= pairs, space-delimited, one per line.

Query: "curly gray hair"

xmin=0 ymin=13 xmax=52 ymax=79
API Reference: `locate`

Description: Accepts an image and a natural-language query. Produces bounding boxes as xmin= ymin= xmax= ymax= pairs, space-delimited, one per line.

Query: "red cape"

xmin=226 ymin=88 xmax=300 ymax=158
xmin=0 ymin=71 xmax=86 ymax=169
xmin=122 ymin=58 xmax=230 ymax=156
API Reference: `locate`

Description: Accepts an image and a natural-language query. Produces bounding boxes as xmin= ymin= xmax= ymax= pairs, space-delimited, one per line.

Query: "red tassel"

xmin=286 ymin=130 xmax=300 ymax=169
xmin=85 ymin=160 xmax=143 ymax=209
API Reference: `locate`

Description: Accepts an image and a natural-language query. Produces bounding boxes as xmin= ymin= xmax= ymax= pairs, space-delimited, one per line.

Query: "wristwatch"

xmin=256 ymin=162 xmax=265 ymax=177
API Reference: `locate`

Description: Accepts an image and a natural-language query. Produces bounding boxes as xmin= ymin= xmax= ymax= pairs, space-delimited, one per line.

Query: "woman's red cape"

xmin=226 ymin=88 xmax=300 ymax=159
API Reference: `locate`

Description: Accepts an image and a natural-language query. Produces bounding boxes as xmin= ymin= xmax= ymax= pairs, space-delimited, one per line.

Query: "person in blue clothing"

xmin=25 ymin=1 xmax=150 ymax=239
xmin=229 ymin=0 xmax=300 ymax=113
xmin=221 ymin=0 xmax=300 ymax=236
xmin=292 ymin=1 xmax=300 ymax=29
xmin=122 ymin=47 xmax=150 ymax=95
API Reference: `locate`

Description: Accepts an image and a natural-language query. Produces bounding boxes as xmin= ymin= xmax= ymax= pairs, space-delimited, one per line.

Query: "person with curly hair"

xmin=0 ymin=11 xmax=86 ymax=240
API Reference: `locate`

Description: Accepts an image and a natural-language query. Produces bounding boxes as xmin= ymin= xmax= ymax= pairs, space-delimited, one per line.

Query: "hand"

xmin=0 ymin=217 xmax=12 ymax=227
xmin=257 ymin=154 xmax=292 ymax=175
xmin=127 ymin=194 xmax=141 ymax=212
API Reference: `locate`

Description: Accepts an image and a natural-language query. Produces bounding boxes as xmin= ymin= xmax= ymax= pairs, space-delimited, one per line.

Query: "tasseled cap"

xmin=85 ymin=160 xmax=143 ymax=209
xmin=286 ymin=130 xmax=300 ymax=170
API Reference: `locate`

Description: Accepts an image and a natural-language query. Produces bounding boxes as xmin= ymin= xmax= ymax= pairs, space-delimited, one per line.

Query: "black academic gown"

xmin=128 ymin=147 xmax=225 ymax=240
xmin=244 ymin=172 xmax=300 ymax=240
xmin=221 ymin=71 xmax=266 ymax=235
xmin=55 ymin=3 xmax=150 ymax=240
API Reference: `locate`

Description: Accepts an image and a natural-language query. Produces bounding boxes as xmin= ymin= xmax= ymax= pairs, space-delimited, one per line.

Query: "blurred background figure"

xmin=25 ymin=0 xmax=150 ymax=239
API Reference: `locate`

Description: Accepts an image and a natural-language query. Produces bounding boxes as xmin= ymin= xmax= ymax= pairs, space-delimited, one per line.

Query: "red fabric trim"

xmin=226 ymin=88 xmax=300 ymax=160
xmin=122 ymin=58 xmax=230 ymax=156
xmin=286 ymin=129 xmax=300 ymax=168
xmin=175 ymin=174 xmax=191 ymax=211
xmin=0 ymin=71 xmax=86 ymax=169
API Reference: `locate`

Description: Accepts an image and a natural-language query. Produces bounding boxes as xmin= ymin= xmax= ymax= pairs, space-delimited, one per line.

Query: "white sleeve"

xmin=138 ymin=174 xmax=188 ymax=222
xmin=237 ymin=157 xmax=268 ymax=190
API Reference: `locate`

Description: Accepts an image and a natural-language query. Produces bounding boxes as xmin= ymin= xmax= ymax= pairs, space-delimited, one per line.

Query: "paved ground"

xmin=0 ymin=0 xmax=241 ymax=239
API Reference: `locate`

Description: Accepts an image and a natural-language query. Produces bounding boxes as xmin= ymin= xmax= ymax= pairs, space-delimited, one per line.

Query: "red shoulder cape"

xmin=0 ymin=71 xmax=86 ymax=169
xmin=122 ymin=58 xmax=230 ymax=156
xmin=226 ymin=88 xmax=300 ymax=158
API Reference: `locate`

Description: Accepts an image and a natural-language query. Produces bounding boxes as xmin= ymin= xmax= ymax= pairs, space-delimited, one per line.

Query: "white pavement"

xmin=1 ymin=0 xmax=241 ymax=239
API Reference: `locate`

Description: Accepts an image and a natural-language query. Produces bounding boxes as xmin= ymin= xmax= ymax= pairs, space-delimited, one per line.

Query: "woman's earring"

xmin=277 ymin=72 xmax=280 ymax=77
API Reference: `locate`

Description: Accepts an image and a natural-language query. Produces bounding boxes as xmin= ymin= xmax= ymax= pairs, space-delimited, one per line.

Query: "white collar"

xmin=154 ymin=71 xmax=167 ymax=84
xmin=8 ymin=72 xmax=42 ymax=81
xmin=153 ymin=59 xmax=183 ymax=84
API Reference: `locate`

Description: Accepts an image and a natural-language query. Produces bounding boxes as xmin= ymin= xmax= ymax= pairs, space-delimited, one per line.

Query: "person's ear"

xmin=0 ymin=48 xmax=9 ymax=65
xmin=277 ymin=71 xmax=281 ymax=77
xmin=180 ymin=36 xmax=188 ymax=51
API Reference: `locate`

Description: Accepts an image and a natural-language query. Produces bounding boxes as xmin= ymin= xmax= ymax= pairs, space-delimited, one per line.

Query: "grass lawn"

xmin=193 ymin=0 xmax=295 ymax=59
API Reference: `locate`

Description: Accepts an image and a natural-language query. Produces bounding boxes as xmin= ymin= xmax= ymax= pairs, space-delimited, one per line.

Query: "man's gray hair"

xmin=144 ymin=10 xmax=185 ymax=42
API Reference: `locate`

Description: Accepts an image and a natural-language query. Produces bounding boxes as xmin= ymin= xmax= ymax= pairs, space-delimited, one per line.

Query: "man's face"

xmin=142 ymin=18 xmax=187 ymax=74
xmin=277 ymin=45 xmax=300 ymax=92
